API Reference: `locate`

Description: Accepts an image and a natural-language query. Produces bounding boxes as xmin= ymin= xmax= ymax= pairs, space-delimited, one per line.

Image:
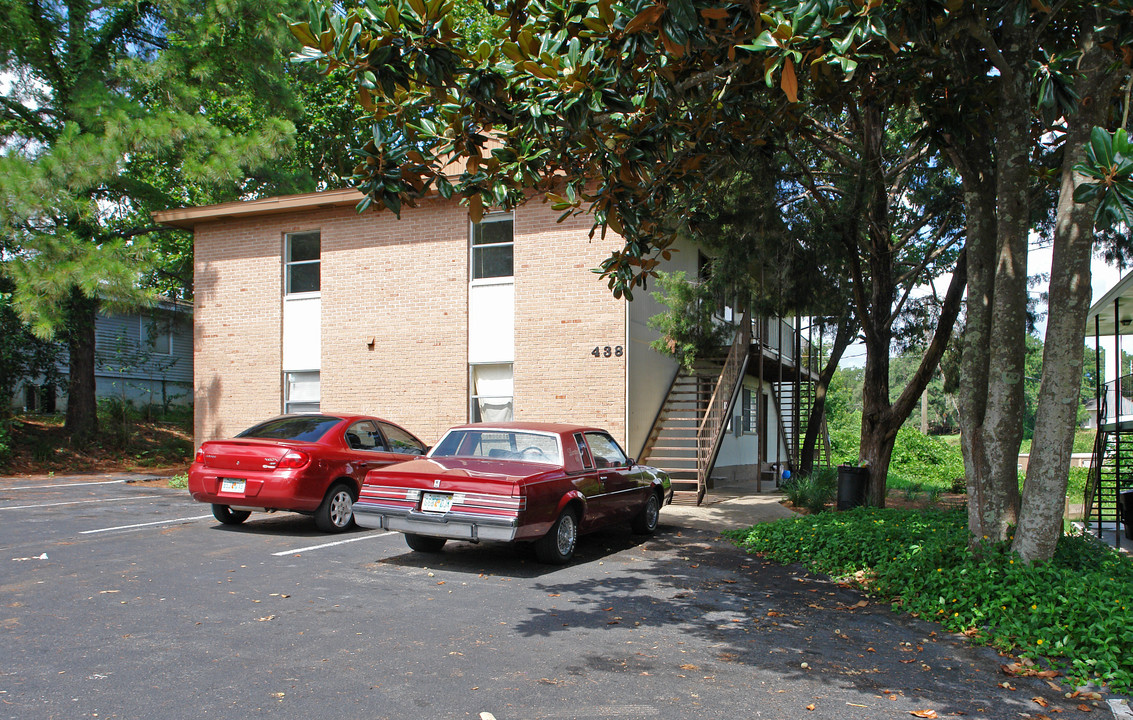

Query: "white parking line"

xmin=80 ymin=514 xmax=214 ymax=534
xmin=0 ymin=495 xmax=162 ymax=511
xmin=272 ymin=531 xmax=396 ymax=556
xmin=4 ymin=479 xmax=130 ymax=490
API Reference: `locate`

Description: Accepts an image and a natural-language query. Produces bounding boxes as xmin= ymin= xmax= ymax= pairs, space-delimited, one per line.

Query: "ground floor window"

xmin=470 ymin=363 xmax=513 ymax=422
xmin=285 ymin=370 xmax=320 ymax=414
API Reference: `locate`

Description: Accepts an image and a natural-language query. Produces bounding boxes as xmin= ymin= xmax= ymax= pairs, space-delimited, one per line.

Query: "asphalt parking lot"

xmin=0 ymin=474 xmax=1125 ymax=720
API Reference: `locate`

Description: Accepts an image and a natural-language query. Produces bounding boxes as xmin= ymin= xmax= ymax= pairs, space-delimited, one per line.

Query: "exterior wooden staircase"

xmin=639 ymin=319 xmax=750 ymax=504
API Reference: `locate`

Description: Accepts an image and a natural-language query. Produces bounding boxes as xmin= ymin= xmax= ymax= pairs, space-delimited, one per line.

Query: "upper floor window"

xmin=471 ymin=213 xmax=513 ymax=280
xmin=286 ymin=231 xmax=321 ymax=295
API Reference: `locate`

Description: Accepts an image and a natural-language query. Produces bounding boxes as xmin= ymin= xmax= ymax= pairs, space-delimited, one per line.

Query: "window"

xmin=239 ymin=414 xmax=338 ymax=441
xmin=142 ymin=317 xmax=173 ymax=355
xmin=379 ymin=422 xmax=427 ymax=455
xmin=471 ymin=213 xmax=513 ymax=280
xmin=286 ymin=231 xmax=321 ymax=294
xmin=284 ymin=371 xmax=320 ymax=413
xmin=741 ymin=388 xmax=755 ymax=433
xmin=345 ymin=420 xmax=385 ymax=451
xmin=470 ymin=363 xmax=513 ymax=422
xmin=583 ymin=432 xmax=628 ymax=468
xmin=573 ymin=433 xmax=594 ymax=470
xmin=431 ymin=429 xmax=561 ymax=464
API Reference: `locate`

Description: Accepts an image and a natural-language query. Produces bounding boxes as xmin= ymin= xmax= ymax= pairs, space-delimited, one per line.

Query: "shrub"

xmin=0 ymin=417 xmax=12 ymax=468
xmin=781 ymin=466 xmax=837 ymax=513
xmin=726 ymin=508 xmax=1133 ymax=691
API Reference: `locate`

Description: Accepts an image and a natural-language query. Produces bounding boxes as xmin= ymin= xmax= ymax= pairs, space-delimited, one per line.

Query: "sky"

xmin=837 ymin=245 xmax=1127 ymax=369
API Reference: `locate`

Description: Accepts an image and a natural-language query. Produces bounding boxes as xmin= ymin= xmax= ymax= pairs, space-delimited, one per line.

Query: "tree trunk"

xmin=63 ymin=288 xmax=99 ymax=447
xmin=1015 ymin=33 xmax=1120 ymax=563
xmin=800 ymin=313 xmax=856 ymax=474
xmin=952 ymin=18 xmax=1033 ymax=543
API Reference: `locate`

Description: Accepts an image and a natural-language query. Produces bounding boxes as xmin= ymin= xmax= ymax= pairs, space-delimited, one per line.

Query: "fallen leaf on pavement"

xmin=1077 ymin=705 xmax=1093 ymax=712
xmin=910 ymin=710 xmax=938 ymax=718
xmin=1003 ymin=662 xmax=1060 ymax=679
xmin=1033 ymin=697 xmax=1049 ymax=707
xmin=805 ymin=704 xmax=816 ymax=711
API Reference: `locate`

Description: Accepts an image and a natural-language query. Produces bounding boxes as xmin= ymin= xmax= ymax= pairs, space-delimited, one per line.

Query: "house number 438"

xmin=591 ymin=345 xmax=623 ymax=358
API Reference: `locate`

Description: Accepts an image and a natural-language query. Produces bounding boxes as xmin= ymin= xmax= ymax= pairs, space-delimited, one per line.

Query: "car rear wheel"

xmin=404 ymin=533 xmax=447 ymax=553
xmin=631 ymin=491 xmax=661 ymax=535
xmin=535 ymin=507 xmax=578 ymax=565
xmin=314 ymin=482 xmax=356 ymax=533
xmin=212 ymin=504 xmax=250 ymax=525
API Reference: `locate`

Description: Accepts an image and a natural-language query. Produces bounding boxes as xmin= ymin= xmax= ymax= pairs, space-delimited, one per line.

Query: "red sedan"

xmin=188 ymin=414 xmax=428 ymax=532
xmin=353 ymin=422 xmax=672 ymax=564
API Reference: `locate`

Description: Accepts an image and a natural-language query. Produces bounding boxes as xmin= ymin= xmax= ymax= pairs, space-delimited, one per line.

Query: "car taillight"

xmin=277 ymin=450 xmax=311 ymax=469
xmin=194 ymin=448 xmax=206 ymax=463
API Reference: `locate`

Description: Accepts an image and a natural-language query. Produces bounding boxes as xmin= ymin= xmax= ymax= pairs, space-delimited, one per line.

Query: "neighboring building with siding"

xmin=12 ymin=301 xmax=193 ymax=413
xmin=155 ymin=188 xmax=823 ymax=502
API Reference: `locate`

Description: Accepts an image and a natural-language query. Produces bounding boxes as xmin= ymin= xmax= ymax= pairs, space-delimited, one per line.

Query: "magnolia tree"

xmin=288 ymin=0 xmax=1133 ymax=562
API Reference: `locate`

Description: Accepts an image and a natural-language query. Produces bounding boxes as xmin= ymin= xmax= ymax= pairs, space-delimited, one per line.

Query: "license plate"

xmin=420 ymin=492 xmax=452 ymax=513
xmin=220 ymin=478 xmax=246 ymax=494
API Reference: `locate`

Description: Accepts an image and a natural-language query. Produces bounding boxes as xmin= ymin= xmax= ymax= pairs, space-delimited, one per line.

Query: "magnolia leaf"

xmin=288 ymin=22 xmax=318 ymax=47
xmin=624 ymin=5 xmax=665 ymax=35
xmin=699 ymin=7 xmax=730 ymax=20
xmin=781 ymin=56 xmax=798 ymax=102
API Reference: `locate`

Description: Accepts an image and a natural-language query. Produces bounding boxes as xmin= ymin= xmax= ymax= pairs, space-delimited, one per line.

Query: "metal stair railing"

xmin=695 ymin=316 xmax=751 ymax=504
xmin=1083 ymin=388 xmax=1107 ymax=525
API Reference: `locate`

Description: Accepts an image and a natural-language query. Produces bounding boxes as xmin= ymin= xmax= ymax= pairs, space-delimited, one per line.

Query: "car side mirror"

xmin=627 ymin=458 xmax=636 ymax=467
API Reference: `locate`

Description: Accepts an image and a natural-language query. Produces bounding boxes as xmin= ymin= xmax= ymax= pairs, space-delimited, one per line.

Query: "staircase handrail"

xmin=1083 ymin=392 xmax=1108 ymax=524
xmin=696 ymin=316 xmax=751 ymax=502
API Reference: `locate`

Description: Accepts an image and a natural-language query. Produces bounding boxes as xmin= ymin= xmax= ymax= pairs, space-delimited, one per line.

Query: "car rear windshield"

xmin=431 ymin=430 xmax=562 ymax=465
xmin=236 ymin=416 xmax=340 ymax=442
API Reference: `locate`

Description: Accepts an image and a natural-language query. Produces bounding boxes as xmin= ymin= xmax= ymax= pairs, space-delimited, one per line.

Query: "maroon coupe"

xmin=353 ymin=422 xmax=673 ymax=564
xmin=188 ymin=414 xmax=427 ymax=532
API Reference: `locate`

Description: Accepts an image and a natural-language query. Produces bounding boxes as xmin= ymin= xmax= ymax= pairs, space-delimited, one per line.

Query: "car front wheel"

xmin=314 ymin=482 xmax=356 ymax=533
xmin=631 ymin=492 xmax=661 ymax=535
xmin=404 ymin=533 xmax=447 ymax=553
xmin=535 ymin=507 xmax=578 ymax=565
xmin=212 ymin=504 xmax=250 ymax=525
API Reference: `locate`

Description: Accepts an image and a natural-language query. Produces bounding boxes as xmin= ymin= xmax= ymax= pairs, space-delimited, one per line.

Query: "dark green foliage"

xmin=0 ymin=418 xmax=12 ymax=466
xmin=887 ymin=425 xmax=966 ymax=489
xmin=0 ymin=285 xmax=61 ymax=412
xmin=647 ymin=271 xmax=733 ymax=372
xmin=727 ymin=509 xmax=1133 ymax=691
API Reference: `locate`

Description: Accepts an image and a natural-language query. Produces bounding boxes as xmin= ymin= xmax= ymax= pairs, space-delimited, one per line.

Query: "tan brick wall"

xmin=192 ymin=194 xmax=628 ymax=448
xmin=320 ymin=198 xmax=467 ymax=443
xmin=513 ymin=203 xmax=628 ymax=445
xmin=193 ymin=218 xmax=284 ymax=443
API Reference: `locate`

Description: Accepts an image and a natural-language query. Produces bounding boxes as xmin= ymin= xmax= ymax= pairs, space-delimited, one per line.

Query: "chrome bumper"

xmin=354 ymin=503 xmax=519 ymax=542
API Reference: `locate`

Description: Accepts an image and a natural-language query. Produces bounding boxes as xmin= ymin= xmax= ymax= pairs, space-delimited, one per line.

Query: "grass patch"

xmin=725 ymin=507 xmax=1133 ymax=692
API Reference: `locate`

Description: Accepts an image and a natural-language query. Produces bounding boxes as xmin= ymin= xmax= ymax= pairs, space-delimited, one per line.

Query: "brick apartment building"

xmin=155 ymin=188 xmax=822 ymax=501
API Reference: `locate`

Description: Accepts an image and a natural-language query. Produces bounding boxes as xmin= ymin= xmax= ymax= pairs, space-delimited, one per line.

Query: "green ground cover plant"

xmin=725 ymin=508 xmax=1133 ymax=691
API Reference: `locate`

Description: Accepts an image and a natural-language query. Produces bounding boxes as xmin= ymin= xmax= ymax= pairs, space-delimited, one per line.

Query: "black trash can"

xmin=837 ymin=465 xmax=869 ymax=510
xmin=1120 ymin=490 xmax=1133 ymax=541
